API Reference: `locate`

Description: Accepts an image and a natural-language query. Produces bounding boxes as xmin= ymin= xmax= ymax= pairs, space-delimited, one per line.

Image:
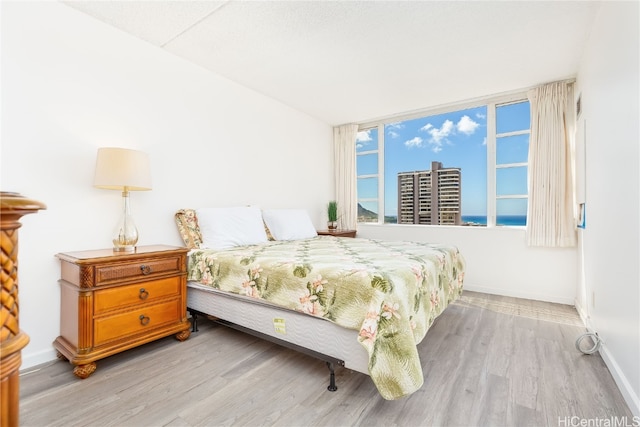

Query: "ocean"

xmin=381 ymin=215 xmax=528 ymax=226
xmin=462 ymin=215 xmax=527 ymax=226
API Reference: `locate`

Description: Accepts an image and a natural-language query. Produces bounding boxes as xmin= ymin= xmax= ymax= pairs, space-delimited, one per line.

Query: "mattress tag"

xmin=273 ymin=318 xmax=286 ymax=334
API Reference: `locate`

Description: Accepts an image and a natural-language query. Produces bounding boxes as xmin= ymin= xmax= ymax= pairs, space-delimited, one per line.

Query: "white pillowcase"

xmin=196 ymin=206 xmax=268 ymax=250
xmin=262 ymin=209 xmax=317 ymax=241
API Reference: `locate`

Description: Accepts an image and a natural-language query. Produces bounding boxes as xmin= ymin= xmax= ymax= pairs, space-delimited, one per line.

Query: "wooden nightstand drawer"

xmin=94 ymin=276 xmax=181 ymax=314
xmin=94 ymin=299 xmax=182 ymax=346
xmin=94 ymin=255 xmax=182 ymax=286
xmin=54 ymin=245 xmax=191 ymax=378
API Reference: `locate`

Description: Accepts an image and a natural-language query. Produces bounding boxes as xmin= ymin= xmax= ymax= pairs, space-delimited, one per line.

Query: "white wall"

xmin=358 ymin=224 xmax=577 ymax=304
xmin=574 ymin=2 xmax=640 ymax=415
xmin=1 ymin=1 xmax=332 ymax=369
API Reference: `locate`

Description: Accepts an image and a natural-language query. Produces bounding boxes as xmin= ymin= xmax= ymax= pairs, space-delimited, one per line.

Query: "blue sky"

xmin=357 ymin=106 xmax=488 ymax=217
xmin=356 ymin=101 xmax=530 ymax=218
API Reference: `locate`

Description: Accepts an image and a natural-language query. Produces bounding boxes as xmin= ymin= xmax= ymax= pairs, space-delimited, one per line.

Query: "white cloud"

xmin=431 ymin=119 xmax=455 ymax=142
xmin=414 ymin=115 xmax=482 ymax=153
xmin=356 ymin=130 xmax=372 ymax=142
xmin=387 ymin=122 xmax=404 ymax=130
xmin=388 ymin=130 xmax=399 ymax=139
xmin=476 ymin=112 xmax=486 ymax=120
xmin=418 ymin=120 xmax=454 ymax=152
xmin=456 ymin=115 xmax=479 ymax=135
xmin=404 ymin=136 xmax=424 ymax=148
xmin=421 ymin=120 xmax=453 ymax=141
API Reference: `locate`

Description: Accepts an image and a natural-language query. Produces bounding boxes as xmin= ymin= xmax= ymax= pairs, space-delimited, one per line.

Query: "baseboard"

xmin=20 ymin=348 xmax=58 ymax=372
xmin=464 ymin=283 xmax=575 ymax=306
xmin=574 ymin=302 xmax=640 ymax=417
xmin=599 ymin=342 xmax=640 ymax=417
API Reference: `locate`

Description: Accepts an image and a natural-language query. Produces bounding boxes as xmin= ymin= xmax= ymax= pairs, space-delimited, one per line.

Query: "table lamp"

xmin=93 ymin=147 xmax=152 ymax=252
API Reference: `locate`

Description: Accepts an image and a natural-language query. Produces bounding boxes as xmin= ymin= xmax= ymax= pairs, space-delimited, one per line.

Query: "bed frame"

xmin=186 ymin=282 xmax=370 ymax=392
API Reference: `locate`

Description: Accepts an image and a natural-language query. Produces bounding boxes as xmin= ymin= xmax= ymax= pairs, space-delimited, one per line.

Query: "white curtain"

xmin=333 ymin=124 xmax=359 ymax=230
xmin=526 ymin=81 xmax=577 ymax=247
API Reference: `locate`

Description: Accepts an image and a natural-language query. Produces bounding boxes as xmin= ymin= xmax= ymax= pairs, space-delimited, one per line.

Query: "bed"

xmin=176 ymin=207 xmax=465 ymax=400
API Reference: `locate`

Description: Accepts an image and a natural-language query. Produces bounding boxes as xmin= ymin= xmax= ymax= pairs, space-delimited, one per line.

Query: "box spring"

xmin=186 ymin=282 xmax=369 ymax=375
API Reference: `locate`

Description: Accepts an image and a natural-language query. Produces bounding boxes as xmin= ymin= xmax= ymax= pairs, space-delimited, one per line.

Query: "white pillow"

xmin=196 ymin=206 xmax=268 ymax=249
xmin=262 ymin=209 xmax=318 ymax=241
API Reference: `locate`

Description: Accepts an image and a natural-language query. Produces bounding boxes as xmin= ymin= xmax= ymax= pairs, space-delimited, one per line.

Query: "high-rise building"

xmin=397 ymin=161 xmax=462 ymax=225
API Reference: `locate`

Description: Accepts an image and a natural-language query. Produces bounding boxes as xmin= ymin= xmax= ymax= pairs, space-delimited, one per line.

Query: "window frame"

xmin=357 ymin=91 xmax=530 ymax=227
xmin=356 ymin=125 xmax=383 ymax=223
xmin=492 ymin=99 xmax=531 ymax=227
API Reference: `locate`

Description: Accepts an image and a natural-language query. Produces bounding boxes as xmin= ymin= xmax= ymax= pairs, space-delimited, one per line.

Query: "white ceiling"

xmin=62 ymin=1 xmax=601 ymax=126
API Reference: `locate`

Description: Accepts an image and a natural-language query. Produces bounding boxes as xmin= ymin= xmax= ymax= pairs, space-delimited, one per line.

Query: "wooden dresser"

xmin=1 ymin=192 xmax=45 ymax=427
xmin=54 ymin=245 xmax=191 ymax=378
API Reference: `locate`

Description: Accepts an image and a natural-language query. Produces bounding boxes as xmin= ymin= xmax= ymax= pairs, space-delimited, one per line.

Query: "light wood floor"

xmin=19 ymin=291 xmax=632 ymax=427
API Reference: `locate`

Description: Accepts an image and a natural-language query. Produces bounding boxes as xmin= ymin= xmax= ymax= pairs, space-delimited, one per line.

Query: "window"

xmin=495 ymin=101 xmax=530 ymax=226
xmin=356 ymin=127 xmax=379 ymax=222
xmin=356 ymin=94 xmax=530 ymax=227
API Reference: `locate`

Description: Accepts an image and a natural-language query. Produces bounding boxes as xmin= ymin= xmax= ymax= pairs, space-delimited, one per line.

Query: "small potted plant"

xmin=327 ymin=200 xmax=338 ymax=230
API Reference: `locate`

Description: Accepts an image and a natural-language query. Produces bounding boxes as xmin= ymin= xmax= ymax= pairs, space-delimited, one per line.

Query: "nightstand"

xmin=317 ymin=229 xmax=357 ymax=238
xmin=54 ymin=245 xmax=191 ymax=378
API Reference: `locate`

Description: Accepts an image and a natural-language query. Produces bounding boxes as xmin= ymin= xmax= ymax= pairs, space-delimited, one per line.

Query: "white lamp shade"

xmin=94 ymin=147 xmax=152 ymax=191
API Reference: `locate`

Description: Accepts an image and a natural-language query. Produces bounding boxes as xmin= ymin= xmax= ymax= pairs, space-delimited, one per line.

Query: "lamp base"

xmin=111 ymin=191 xmax=139 ymax=253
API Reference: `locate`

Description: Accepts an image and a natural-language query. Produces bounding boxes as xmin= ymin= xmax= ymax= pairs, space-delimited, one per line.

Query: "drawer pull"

xmin=139 ymin=288 xmax=149 ymax=300
xmin=140 ymin=265 xmax=152 ymax=275
xmin=139 ymin=315 xmax=150 ymax=326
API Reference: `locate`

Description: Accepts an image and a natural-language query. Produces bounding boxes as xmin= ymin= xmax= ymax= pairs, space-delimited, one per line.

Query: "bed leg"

xmin=326 ymin=362 xmax=337 ymax=392
xmin=188 ymin=309 xmax=198 ymax=332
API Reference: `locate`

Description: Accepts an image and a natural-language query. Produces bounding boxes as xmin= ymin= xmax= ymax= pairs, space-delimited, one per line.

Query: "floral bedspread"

xmin=187 ymin=236 xmax=465 ymax=400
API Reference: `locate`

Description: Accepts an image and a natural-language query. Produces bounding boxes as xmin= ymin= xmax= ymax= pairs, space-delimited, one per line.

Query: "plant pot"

xmin=328 ymin=221 xmax=337 ymax=230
